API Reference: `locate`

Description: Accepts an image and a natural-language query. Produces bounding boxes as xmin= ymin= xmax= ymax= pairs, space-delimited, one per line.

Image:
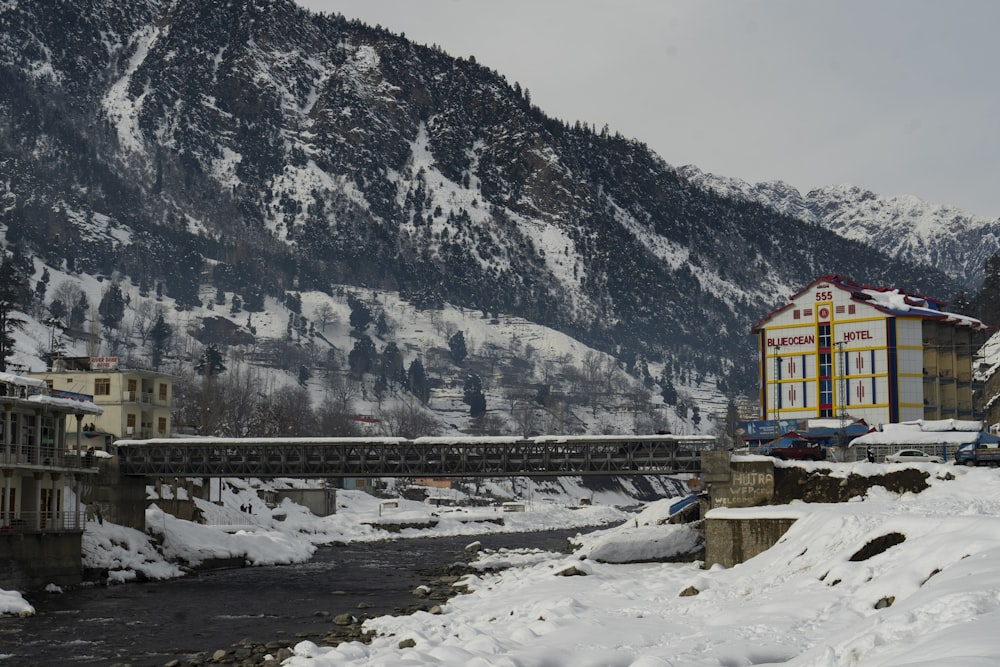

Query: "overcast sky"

xmin=295 ymin=1 xmax=1000 ymax=219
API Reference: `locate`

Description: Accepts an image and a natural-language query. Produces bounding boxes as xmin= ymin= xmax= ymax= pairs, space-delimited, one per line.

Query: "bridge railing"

xmin=114 ymin=435 xmax=715 ymax=478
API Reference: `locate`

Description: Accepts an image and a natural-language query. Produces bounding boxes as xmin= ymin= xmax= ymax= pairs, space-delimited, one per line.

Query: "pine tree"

xmin=98 ymin=283 xmax=126 ymax=330
xmin=348 ymin=335 xmax=376 ymax=378
xmin=381 ymin=342 xmax=405 ymax=388
xmin=407 ymin=358 xmax=430 ymax=404
xmin=196 ymin=345 xmax=226 ymax=379
xmin=0 ymin=257 xmax=26 ymax=372
xmin=70 ymin=293 xmax=89 ymax=332
xmin=347 ymin=294 xmax=372 ymax=332
xmin=149 ymin=312 xmax=172 ymax=371
xmin=463 ymin=372 xmax=486 ymax=417
xmin=449 ymin=331 xmax=467 ymax=365
xmin=973 ymin=253 xmax=1000 ymax=325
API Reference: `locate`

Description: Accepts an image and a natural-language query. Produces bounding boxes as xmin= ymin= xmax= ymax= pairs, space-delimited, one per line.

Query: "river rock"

xmin=333 ymin=612 xmax=356 ymax=626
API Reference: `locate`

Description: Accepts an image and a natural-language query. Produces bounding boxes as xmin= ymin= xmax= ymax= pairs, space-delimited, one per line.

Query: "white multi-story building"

xmin=751 ymin=275 xmax=988 ymax=427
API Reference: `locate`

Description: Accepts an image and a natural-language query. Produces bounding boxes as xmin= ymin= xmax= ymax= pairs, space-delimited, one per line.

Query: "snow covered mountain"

xmin=0 ymin=0 xmax=974 ymax=435
xmin=679 ymin=166 xmax=1000 ymax=291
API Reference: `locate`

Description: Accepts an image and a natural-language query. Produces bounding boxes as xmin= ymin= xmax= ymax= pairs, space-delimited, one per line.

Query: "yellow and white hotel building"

xmin=751 ymin=275 xmax=988 ymax=427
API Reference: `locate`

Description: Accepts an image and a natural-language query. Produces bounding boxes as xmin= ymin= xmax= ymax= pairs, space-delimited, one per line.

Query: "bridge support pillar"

xmin=701 ymin=452 xmax=790 ymax=568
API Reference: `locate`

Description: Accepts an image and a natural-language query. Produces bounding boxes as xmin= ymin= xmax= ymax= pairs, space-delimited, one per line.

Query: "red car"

xmin=768 ymin=440 xmax=827 ymax=461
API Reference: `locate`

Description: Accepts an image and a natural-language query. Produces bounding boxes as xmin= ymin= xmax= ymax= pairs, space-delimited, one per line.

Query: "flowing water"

xmin=0 ymin=529 xmax=587 ymax=666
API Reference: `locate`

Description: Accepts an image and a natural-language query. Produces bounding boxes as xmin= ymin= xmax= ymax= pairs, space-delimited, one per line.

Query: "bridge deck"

xmin=115 ymin=435 xmax=713 ymax=478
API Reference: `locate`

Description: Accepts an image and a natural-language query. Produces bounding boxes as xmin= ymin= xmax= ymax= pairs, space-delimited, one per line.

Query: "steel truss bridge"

xmin=114 ymin=434 xmax=715 ymax=478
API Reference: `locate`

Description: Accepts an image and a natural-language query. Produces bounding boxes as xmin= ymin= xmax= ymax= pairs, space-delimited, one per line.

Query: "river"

xmin=0 ymin=529 xmax=589 ymax=667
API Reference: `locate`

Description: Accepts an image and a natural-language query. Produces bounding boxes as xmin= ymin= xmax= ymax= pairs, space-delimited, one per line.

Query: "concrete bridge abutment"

xmin=700 ymin=452 xmax=795 ymax=568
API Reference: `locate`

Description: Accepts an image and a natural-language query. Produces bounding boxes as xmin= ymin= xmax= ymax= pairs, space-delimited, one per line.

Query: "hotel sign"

xmin=90 ymin=356 xmax=119 ymax=370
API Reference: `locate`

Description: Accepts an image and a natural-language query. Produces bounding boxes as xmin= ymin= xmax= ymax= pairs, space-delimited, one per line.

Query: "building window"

xmin=126 ymin=414 xmax=136 ymax=435
xmin=159 ymin=383 xmax=168 ymax=401
xmin=818 ymin=324 xmax=831 ymax=349
xmin=94 ymin=378 xmax=111 ymax=396
xmin=819 ymin=379 xmax=833 ymax=407
xmin=793 ymin=310 xmax=800 ymax=320
xmin=819 ymin=353 xmax=832 ymax=377
xmin=157 ymin=417 xmax=167 ymax=434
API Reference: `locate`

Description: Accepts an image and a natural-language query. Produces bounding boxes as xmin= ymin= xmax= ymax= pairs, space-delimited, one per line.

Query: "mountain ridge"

xmin=0 ymin=0 xmax=984 ymax=434
xmin=679 ymin=165 xmax=1000 ymax=291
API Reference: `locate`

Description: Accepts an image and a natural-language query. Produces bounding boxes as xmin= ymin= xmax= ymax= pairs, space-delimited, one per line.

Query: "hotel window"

xmin=818 ymin=324 xmax=831 ymax=349
xmin=126 ymin=414 xmax=136 ymax=435
xmin=94 ymin=378 xmax=111 ymax=395
xmin=157 ymin=417 xmax=167 ymax=434
xmin=819 ymin=353 xmax=832 ymax=377
xmin=159 ymin=383 xmax=168 ymax=401
xmin=819 ymin=379 xmax=833 ymax=406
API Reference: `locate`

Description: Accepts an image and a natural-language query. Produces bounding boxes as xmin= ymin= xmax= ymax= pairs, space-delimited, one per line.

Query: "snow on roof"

xmin=752 ymin=275 xmax=988 ymax=332
xmin=857 ymin=285 xmax=988 ymax=330
xmin=851 ymin=419 xmax=986 ymax=447
xmin=27 ymin=394 xmax=103 ymax=415
xmin=0 ymin=372 xmax=46 ymax=388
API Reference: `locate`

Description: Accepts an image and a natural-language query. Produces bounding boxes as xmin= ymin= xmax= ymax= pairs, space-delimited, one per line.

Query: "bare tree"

xmin=511 ymin=401 xmax=539 ymax=437
xmin=131 ymin=300 xmax=156 ymax=345
xmin=377 ymin=398 xmax=441 ymax=438
xmin=86 ymin=306 xmax=101 ymax=357
xmin=473 ymin=412 xmax=508 ymax=436
xmin=49 ymin=281 xmax=84 ymax=328
xmin=264 ymin=385 xmax=317 ymax=436
xmin=313 ymin=303 xmax=338 ymax=332
xmin=326 ymin=371 xmax=359 ymax=412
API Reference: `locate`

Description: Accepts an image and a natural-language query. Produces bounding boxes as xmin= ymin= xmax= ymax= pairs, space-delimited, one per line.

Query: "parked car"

xmin=884 ymin=449 xmax=943 ymax=464
xmin=768 ymin=440 xmax=827 ymax=461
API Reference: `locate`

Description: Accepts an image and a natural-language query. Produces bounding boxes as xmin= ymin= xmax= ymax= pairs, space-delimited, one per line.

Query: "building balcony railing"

xmin=124 ymin=391 xmax=155 ymax=405
xmin=0 ymin=510 xmax=87 ymax=534
xmin=0 ymin=447 xmax=101 ymax=470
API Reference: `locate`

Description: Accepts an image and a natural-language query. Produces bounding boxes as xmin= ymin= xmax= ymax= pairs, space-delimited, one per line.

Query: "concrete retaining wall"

xmin=274 ymin=488 xmax=336 ymax=517
xmin=704 ymin=516 xmax=797 ymax=569
xmin=0 ymin=532 xmax=83 ymax=591
xmin=700 ymin=451 xmax=796 ymax=568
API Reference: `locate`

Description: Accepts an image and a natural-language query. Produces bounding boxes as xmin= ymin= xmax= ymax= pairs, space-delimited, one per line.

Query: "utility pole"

xmin=772 ymin=345 xmax=781 ymax=436
xmin=836 ymin=341 xmax=848 ymax=461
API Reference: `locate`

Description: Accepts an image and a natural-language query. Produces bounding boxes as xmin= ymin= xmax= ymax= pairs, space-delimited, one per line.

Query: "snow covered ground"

xmin=6 ymin=462 xmax=1000 ymax=666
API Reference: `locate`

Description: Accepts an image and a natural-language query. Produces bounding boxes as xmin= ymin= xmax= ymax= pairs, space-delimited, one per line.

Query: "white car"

xmin=884 ymin=449 xmax=944 ymax=464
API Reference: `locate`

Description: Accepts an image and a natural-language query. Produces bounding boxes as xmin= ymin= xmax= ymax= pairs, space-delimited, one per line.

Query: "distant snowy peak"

xmin=678 ymin=165 xmax=1000 ymax=289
